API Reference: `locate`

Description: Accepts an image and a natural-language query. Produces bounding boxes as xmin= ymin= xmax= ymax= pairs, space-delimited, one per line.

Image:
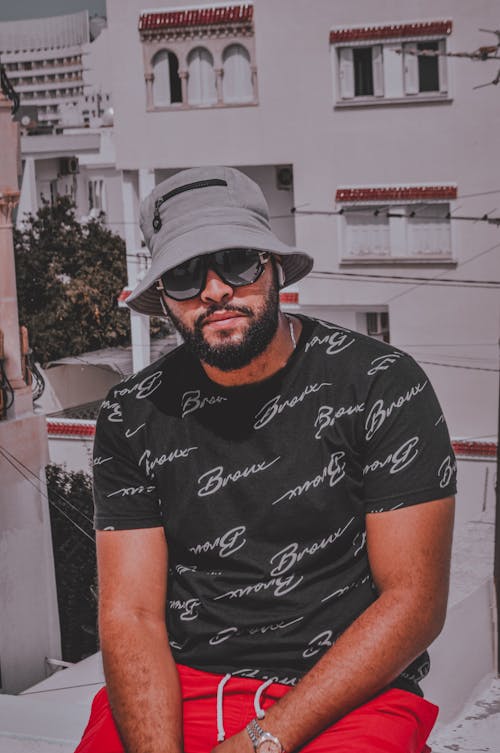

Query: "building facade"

xmin=0 ymin=10 xmax=120 ymax=232
xmin=102 ymin=0 xmax=498 ymax=442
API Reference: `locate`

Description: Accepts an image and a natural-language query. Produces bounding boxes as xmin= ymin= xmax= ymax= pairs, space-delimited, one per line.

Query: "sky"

xmin=0 ymin=0 xmax=107 ymax=22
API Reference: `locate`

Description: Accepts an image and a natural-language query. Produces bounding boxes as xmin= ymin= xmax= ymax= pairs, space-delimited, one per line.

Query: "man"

xmin=77 ymin=166 xmax=456 ymax=753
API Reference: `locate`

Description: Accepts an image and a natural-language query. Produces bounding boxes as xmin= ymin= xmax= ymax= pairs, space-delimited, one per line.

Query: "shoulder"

xmin=299 ymin=315 xmax=414 ymax=372
xmin=97 ymin=343 xmax=190 ymax=426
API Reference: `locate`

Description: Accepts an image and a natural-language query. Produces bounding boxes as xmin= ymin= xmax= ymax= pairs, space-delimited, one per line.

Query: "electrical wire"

xmin=384 ymin=240 xmax=500 ymax=303
xmin=416 ymin=360 xmax=498 ymax=373
xmin=310 ymin=270 xmax=499 ymax=288
xmin=0 ymin=444 xmax=95 ymax=540
xmin=21 ymin=681 xmax=104 ymax=696
xmin=0 ymin=443 xmax=95 ymax=526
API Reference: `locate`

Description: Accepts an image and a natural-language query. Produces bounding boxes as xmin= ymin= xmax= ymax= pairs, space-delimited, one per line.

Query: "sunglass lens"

xmin=161 ymin=257 xmax=204 ymax=300
xmin=213 ymin=249 xmax=261 ymax=286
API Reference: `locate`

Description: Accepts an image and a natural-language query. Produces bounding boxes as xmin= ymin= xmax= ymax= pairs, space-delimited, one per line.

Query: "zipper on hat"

xmin=152 ymin=179 xmax=228 ymax=232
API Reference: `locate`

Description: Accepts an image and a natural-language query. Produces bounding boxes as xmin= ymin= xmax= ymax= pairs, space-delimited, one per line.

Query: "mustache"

xmin=196 ymin=304 xmax=254 ymax=328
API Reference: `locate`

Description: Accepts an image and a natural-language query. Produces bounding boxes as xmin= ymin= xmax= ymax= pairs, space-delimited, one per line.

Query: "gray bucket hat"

xmin=126 ymin=166 xmax=314 ymax=316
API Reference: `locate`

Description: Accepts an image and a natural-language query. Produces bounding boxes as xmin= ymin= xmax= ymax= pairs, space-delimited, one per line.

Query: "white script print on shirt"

xmin=197 ymin=456 xmax=280 ymax=497
xmin=364 ymin=381 xmax=428 ymax=441
xmin=181 ymin=389 xmax=228 ymax=418
xmin=272 ymin=452 xmax=346 ymax=504
xmin=363 ymin=436 xmax=419 ymax=476
xmin=189 ymin=525 xmax=247 ymax=558
xmin=253 ymin=382 xmax=332 ymax=430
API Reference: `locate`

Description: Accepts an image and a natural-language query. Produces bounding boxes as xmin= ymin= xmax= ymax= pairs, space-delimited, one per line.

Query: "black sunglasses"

xmin=157 ymin=249 xmax=270 ymax=301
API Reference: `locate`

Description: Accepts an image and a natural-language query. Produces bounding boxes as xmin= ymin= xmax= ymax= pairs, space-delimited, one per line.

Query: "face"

xmin=162 ymin=255 xmax=280 ymax=371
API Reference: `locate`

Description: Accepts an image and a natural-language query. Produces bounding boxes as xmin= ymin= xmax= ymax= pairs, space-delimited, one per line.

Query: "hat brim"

xmin=126 ymin=226 xmax=313 ymax=317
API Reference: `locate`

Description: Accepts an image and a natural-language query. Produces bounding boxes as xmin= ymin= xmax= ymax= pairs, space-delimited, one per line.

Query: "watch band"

xmin=246 ymin=718 xmax=285 ymax=753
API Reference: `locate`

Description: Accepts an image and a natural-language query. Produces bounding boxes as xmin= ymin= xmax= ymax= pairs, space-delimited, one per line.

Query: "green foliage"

xmin=46 ymin=464 xmax=98 ymax=663
xmin=14 ymin=196 xmax=131 ymax=363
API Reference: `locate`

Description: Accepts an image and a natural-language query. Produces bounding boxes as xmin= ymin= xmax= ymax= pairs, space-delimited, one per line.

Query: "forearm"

xmin=215 ymin=589 xmax=443 ymax=753
xmin=268 ymin=589 xmax=442 ymax=750
xmin=100 ymin=611 xmax=183 ymax=753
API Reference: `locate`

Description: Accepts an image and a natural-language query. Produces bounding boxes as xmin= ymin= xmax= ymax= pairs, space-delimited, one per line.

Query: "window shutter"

xmin=438 ymin=40 xmax=448 ymax=93
xmin=403 ymin=42 xmax=418 ymax=94
xmin=372 ymin=45 xmax=384 ymax=96
xmin=338 ymin=47 xmax=354 ymax=99
xmin=222 ymin=44 xmax=252 ymax=103
xmin=153 ymin=50 xmax=172 ymax=106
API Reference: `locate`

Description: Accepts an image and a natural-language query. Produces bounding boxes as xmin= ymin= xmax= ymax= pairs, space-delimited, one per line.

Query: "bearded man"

xmin=76 ymin=167 xmax=456 ymax=753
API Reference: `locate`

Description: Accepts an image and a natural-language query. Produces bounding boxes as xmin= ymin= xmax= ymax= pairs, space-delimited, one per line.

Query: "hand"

xmin=211 ymin=728 xmax=254 ymax=753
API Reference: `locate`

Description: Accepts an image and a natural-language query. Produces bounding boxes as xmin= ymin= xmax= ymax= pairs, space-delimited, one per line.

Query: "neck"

xmin=201 ymin=312 xmax=301 ymax=387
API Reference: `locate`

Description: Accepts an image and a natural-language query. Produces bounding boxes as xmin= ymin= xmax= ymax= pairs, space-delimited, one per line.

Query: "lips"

xmin=203 ymin=311 xmax=245 ymax=325
xmin=200 ymin=307 xmax=250 ymax=330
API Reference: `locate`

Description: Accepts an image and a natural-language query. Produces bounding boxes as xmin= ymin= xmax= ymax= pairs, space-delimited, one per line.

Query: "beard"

xmin=166 ymin=280 xmax=280 ymax=372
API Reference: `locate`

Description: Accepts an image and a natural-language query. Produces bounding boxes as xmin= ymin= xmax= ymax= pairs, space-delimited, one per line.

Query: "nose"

xmin=200 ymin=267 xmax=234 ymax=304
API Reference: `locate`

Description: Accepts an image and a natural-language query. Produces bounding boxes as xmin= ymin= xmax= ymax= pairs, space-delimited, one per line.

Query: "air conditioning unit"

xmin=276 ymin=165 xmax=293 ymax=191
xmin=59 ymin=156 xmax=79 ymax=175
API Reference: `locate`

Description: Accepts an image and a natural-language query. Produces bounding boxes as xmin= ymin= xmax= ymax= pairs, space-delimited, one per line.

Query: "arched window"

xmin=152 ymin=50 xmax=182 ymax=106
xmin=222 ymin=44 xmax=253 ymax=103
xmin=187 ymin=47 xmax=217 ymax=105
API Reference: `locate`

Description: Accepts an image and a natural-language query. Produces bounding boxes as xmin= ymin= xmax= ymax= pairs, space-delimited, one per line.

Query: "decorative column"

xmin=179 ymin=69 xmax=188 ymax=105
xmin=0 ymin=89 xmax=61 ymax=692
xmin=144 ymin=72 xmax=154 ymax=109
xmin=121 ymin=170 xmax=151 ymax=373
xmin=215 ymin=68 xmax=223 ymax=103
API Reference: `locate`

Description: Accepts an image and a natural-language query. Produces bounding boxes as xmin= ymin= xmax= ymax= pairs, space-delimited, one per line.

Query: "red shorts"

xmin=75 ymin=664 xmax=438 ymax=753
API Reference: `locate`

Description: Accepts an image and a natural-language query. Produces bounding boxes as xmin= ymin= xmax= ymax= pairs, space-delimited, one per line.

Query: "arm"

xmin=213 ymin=495 xmax=455 ymax=753
xmin=97 ymin=527 xmax=183 ymax=753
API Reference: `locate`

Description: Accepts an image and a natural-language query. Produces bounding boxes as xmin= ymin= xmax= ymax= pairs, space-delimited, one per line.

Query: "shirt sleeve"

xmin=92 ymin=394 xmax=163 ymax=531
xmin=362 ymin=354 xmax=457 ymax=513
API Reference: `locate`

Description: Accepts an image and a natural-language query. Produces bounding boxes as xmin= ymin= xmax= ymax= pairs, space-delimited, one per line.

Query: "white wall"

xmin=105 ymin=0 xmax=499 ymax=441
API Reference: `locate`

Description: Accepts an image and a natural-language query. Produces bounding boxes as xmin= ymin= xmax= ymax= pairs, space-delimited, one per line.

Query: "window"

xmin=88 ymin=179 xmax=106 ymax=215
xmin=366 ymin=312 xmax=390 ymax=343
xmin=152 ymin=50 xmax=182 ymax=106
xmin=139 ymin=4 xmax=257 ymax=110
xmin=403 ymin=40 xmax=446 ymax=95
xmin=337 ymin=186 xmax=456 ymax=262
xmin=222 ymin=44 xmax=253 ymax=103
xmin=187 ymin=47 xmax=217 ymax=106
xmin=332 ymin=20 xmax=451 ymax=104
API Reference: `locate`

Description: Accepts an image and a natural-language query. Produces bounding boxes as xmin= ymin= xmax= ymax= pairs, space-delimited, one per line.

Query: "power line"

xmin=385 ymin=241 xmax=500 ymax=303
xmin=21 ymin=681 xmax=104 ymax=696
xmin=292 ymin=207 xmax=500 ymax=226
xmin=311 ymin=270 xmax=499 ymax=288
xmin=0 ymin=443 xmax=94 ymax=525
xmin=0 ymin=445 xmax=95 ymax=543
xmin=417 ymin=360 xmax=498 ymax=373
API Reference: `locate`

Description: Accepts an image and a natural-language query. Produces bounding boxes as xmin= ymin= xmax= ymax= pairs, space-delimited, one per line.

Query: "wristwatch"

xmin=246 ymin=718 xmax=286 ymax=753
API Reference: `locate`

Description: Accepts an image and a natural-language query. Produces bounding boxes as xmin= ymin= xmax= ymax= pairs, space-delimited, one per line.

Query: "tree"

xmin=45 ymin=464 xmax=97 ymax=662
xmin=14 ymin=196 xmax=131 ymax=363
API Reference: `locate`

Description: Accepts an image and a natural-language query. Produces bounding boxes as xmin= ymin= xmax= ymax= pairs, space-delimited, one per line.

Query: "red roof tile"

xmin=139 ymin=4 xmax=253 ymax=31
xmin=336 ymin=186 xmax=457 ymax=203
xmin=330 ymin=20 xmax=452 ymax=44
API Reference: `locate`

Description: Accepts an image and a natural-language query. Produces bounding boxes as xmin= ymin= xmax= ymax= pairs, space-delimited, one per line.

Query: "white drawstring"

xmin=216 ymin=673 xmax=232 ymax=741
xmin=216 ymin=674 xmax=277 ymax=740
xmin=254 ymin=678 xmax=276 ymax=719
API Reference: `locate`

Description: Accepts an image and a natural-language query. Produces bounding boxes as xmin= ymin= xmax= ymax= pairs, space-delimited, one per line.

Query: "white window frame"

xmin=332 ymin=25 xmax=452 ymax=106
xmin=338 ymin=197 xmax=455 ymax=264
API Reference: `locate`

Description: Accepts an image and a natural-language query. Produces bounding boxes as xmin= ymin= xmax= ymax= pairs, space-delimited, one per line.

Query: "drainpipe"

xmin=495 ymin=347 xmax=500 ymax=675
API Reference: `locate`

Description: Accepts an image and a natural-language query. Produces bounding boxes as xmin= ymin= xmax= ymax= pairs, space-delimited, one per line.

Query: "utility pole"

xmin=0 ymin=84 xmax=61 ymax=692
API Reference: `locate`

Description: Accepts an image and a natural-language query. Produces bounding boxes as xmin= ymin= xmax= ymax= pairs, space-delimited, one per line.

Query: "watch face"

xmin=257 ymin=741 xmax=281 ymax=753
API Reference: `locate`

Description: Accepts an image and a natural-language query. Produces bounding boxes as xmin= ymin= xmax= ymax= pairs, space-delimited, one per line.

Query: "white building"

xmin=1 ymin=0 xmax=498 ymax=726
xmin=100 ymin=0 xmax=498 ymax=443
xmin=99 ymin=0 xmax=499 ymax=720
xmin=0 ymin=10 xmax=122 ymax=232
xmin=0 ymin=11 xmax=111 ymax=129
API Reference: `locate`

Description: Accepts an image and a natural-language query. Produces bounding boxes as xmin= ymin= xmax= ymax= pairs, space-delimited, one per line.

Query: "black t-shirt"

xmin=93 ymin=316 xmax=457 ymax=694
